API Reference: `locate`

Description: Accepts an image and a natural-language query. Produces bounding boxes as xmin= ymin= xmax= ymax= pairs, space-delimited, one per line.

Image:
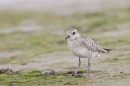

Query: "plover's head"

xmin=66 ymin=28 xmax=80 ymax=40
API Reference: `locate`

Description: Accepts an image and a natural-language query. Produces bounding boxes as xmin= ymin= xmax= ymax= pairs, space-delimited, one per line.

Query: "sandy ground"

xmin=0 ymin=48 xmax=129 ymax=73
xmin=1 ymin=49 xmax=130 ymax=86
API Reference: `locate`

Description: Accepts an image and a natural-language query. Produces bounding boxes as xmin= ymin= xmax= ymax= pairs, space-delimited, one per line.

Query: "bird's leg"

xmin=86 ymin=58 xmax=90 ymax=77
xmin=74 ymin=57 xmax=81 ymax=78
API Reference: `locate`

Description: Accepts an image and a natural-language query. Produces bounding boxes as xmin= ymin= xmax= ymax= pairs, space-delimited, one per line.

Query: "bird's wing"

xmin=81 ymin=35 xmax=103 ymax=52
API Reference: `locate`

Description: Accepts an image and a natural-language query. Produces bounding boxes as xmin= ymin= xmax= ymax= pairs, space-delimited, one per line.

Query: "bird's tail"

xmin=101 ymin=48 xmax=112 ymax=53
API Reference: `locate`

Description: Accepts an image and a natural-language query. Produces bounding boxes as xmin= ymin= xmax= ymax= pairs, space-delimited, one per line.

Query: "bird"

xmin=65 ymin=28 xmax=111 ymax=78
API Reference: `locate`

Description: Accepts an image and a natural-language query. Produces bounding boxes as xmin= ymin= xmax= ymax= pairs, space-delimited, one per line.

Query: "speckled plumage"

xmin=66 ymin=28 xmax=111 ymax=77
xmin=67 ymin=29 xmax=110 ymax=58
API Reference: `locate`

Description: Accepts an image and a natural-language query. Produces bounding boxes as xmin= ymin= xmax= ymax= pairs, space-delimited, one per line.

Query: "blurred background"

xmin=0 ymin=0 xmax=130 ymax=85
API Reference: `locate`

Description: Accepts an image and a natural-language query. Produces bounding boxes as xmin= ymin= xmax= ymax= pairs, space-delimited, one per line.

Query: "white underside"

xmin=70 ymin=46 xmax=100 ymax=58
xmin=67 ymin=39 xmax=101 ymax=58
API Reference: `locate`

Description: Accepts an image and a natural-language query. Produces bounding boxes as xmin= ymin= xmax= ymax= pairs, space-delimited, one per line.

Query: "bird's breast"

xmin=67 ymin=40 xmax=90 ymax=58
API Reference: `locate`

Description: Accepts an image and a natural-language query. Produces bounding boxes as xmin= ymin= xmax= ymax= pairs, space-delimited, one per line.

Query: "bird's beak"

xmin=65 ymin=35 xmax=70 ymax=39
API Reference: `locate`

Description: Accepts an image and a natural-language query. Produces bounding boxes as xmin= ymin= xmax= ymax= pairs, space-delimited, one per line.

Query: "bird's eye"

xmin=72 ymin=32 xmax=75 ymax=35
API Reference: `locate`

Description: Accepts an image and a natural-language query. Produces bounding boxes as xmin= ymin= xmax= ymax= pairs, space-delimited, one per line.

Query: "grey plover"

xmin=65 ymin=28 xmax=111 ymax=77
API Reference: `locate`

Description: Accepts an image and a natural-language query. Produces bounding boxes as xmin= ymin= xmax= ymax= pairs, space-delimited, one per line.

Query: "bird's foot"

xmin=74 ymin=74 xmax=78 ymax=78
